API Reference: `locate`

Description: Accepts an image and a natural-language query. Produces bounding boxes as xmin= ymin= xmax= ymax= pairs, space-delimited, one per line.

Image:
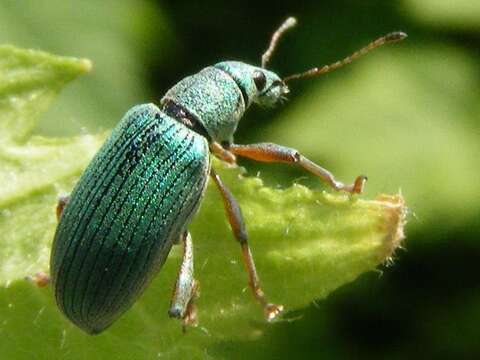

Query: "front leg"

xmin=209 ymin=141 xmax=236 ymax=164
xmin=229 ymin=143 xmax=366 ymax=194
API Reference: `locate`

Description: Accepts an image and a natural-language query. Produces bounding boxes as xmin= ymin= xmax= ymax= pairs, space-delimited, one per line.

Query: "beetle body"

xmin=50 ymin=105 xmax=209 ymax=334
xmin=50 ymin=62 xmax=283 ymax=334
xmin=49 ymin=18 xmax=406 ymax=334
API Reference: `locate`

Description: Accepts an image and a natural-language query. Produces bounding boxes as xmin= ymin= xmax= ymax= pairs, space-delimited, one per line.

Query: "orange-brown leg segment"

xmin=229 ymin=143 xmax=366 ymax=194
xmin=25 ymin=272 xmax=50 ymax=287
xmin=209 ymin=141 xmax=237 ymax=164
xmin=210 ymin=168 xmax=283 ymax=321
xmin=56 ymin=194 xmax=70 ymax=221
xmin=26 ymin=194 xmax=70 ymax=288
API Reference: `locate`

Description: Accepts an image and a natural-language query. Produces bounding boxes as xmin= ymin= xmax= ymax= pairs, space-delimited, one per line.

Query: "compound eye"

xmin=253 ymin=70 xmax=267 ymax=91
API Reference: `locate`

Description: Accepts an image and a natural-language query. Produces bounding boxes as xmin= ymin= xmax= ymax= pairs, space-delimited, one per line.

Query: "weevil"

xmin=39 ymin=17 xmax=406 ymax=334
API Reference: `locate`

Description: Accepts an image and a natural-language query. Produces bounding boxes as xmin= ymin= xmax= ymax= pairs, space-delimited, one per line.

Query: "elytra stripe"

xmin=64 ymin=124 xmax=183 ymax=324
xmin=93 ymin=158 xmax=206 ymax=327
xmin=53 ymin=110 xmax=162 ymax=281
xmin=73 ymin=125 xmax=189 ymax=323
xmin=89 ymin=137 xmax=201 ymax=324
xmin=57 ymin=121 xmax=177 ymax=320
xmin=123 ymin=164 xmax=208 ymax=313
xmin=80 ymin=132 xmax=196 ymax=322
xmin=52 ymin=112 xmax=151 ymax=274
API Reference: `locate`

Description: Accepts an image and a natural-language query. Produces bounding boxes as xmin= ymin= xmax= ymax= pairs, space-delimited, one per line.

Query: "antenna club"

xmin=285 ymin=17 xmax=298 ymax=27
xmin=261 ymin=16 xmax=298 ymax=68
xmin=385 ymin=31 xmax=408 ymax=43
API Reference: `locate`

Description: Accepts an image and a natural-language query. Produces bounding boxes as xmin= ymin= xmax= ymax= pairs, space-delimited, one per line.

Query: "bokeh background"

xmin=1 ymin=0 xmax=479 ymax=358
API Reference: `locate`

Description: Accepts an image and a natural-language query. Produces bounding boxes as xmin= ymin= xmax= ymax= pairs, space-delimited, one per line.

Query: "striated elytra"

xmin=50 ymin=104 xmax=209 ymax=334
xmin=49 ymin=17 xmax=407 ymax=334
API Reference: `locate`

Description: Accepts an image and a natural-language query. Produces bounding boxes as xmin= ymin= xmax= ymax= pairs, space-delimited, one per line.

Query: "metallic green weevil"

xmin=40 ymin=17 xmax=406 ymax=334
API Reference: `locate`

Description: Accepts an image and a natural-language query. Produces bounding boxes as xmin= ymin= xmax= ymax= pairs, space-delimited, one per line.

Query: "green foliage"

xmin=403 ymin=0 xmax=480 ymax=30
xmin=0 ymin=45 xmax=105 ymax=285
xmin=0 ymin=45 xmax=91 ymax=143
xmin=0 ymin=46 xmax=405 ymax=359
xmin=265 ymin=46 xmax=480 ymax=234
xmin=0 ymin=0 xmax=170 ymax=136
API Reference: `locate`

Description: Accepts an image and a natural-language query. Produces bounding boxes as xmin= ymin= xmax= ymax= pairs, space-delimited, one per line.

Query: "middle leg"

xmin=210 ymin=168 xmax=283 ymax=321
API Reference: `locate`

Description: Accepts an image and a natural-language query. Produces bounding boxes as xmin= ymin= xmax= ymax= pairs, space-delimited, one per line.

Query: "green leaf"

xmin=0 ymin=0 xmax=171 ymax=136
xmin=0 ymin=45 xmax=92 ymax=143
xmin=265 ymin=45 xmax=480 ymax=234
xmin=0 ymin=46 xmax=406 ymax=359
xmin=0 ymin=45 xmax=105 ymax=283
xmin=402 ymin=0 xmax=480 ymax=30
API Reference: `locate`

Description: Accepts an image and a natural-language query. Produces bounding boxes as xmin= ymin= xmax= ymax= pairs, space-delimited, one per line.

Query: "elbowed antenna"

xmin=283 ymin=31 xmax=407 ymax=83
xmin=261 ymin=17 xmax=297 ymax=68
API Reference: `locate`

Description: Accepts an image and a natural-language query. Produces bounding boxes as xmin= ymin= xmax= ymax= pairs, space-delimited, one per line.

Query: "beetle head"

xmin=250 ymin=67 xmax=289 ymax=107
xmin=215 ymin=61 xmax=289 ymax=108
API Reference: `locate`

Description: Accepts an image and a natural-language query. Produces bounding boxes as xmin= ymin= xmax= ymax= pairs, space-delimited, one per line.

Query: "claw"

xmin=181 ymin=299 xmax=198 ymax=334
xmin=352 ymin=175 xmax=368 ymax=194
xmin=264 ymin=303 xmax=284 ymax=322
xmin=25 ymin=272 xmax=50 ymax=287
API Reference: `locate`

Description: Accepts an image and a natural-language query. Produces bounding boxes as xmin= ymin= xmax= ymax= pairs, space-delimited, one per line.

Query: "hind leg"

xmin=169 ymin=231 xmax=199 ymax=330
xmin=25 ymin=272 xmax=50 ymax=287
xmin=56 ymin=194 xmax=70 ymax=221
xmin=27 ymin=195 xmax=70 ymax=288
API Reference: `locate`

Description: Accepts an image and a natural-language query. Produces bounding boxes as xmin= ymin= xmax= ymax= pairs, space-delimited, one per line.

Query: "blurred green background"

xmin=1 ymin=0 xmax=479 ymax=358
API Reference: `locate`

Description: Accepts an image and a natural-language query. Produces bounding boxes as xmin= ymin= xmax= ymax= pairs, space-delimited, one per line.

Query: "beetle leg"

xmin=25 ymin=195 xmax=70 ymax=287
xmin=56 ymin=194 xmax=70 ymax=221
xmin=229 ymin=143 xmax=366 ymax=194
xmin=169 ymin=231 xmax=199 ymax=329
xmin=209 ymin=141 xmax=236 ymax=164
xmin=25 ymin=272 xmax=50 ymax=287
xmin=26 ymin=194 xmax=69 ymax=287
xmin=25 ymin=194 xmax=67 ymax=287
xmin=210 ymin=168 xmax=283 ymax=321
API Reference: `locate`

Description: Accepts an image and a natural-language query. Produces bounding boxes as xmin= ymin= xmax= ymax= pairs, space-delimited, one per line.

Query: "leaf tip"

xmin=377 ymin=193 xmax=407 ymax=263
xmin=78 ymin=58 xmax=93 ymax=73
